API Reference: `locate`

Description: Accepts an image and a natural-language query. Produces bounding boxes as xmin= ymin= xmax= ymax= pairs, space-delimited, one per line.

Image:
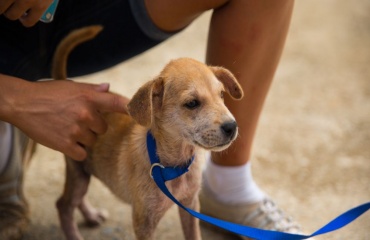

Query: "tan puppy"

xmin=53 ymin=26 xmax=243 ymax=240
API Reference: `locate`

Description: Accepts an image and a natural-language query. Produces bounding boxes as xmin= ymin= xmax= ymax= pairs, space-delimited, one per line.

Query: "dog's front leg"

xmin=178 ymin=196 xmax=201 ymax=240
xmin=132 ymin=201 xmax=168 ymax=240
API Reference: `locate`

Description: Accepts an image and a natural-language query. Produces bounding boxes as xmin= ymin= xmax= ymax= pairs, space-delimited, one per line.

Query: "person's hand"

xmin=6 ymin=80 xmax=128 ymax=160
xmin=0 ymin=0 xmax=53 ymax=27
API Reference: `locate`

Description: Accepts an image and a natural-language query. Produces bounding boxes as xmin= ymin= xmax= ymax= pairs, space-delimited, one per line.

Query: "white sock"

xmin=203 ymin=157 xmax=265 ymax=205
xmin=0 ymin=121 xmax=12 ymax=175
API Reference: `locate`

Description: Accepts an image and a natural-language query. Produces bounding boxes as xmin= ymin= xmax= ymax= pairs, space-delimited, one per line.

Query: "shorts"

xmin=0 ymin=0 xmax=177 ymax=81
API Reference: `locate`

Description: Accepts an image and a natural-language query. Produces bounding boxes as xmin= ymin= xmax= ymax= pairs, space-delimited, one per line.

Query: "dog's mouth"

xmin=193 ymin=140 xmax=232 ymax=151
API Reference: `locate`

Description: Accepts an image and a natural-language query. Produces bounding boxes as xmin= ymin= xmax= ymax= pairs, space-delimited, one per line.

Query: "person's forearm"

xmin=0 ymin=74 xmax=31 ymax=124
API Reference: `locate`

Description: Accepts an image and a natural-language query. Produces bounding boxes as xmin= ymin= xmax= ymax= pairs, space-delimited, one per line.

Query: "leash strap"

xmin=147 ymin=132 xmax=370 ymax=240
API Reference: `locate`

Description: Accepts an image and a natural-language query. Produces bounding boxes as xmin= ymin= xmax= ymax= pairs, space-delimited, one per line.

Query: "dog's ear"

xmin=127 ymin=77 xmax=164 ymax=127
xmin=210 ymin=66 xmax=244 ymax=100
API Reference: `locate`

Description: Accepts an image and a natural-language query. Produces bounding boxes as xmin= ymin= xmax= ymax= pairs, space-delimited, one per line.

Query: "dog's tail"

xmin=51 ymin=25 xmax=103 ymax=80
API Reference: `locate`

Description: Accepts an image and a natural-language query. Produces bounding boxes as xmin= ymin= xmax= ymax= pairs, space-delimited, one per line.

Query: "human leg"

xmin=0 ymin=122 xmax=12 ymax=174
xmin=206 ymin=0 xmax=294 ymax=166
xmin=203 ymin=0 xmax=294 ymax=202
xmin=0 ymin=126 xmax=34 ymax=239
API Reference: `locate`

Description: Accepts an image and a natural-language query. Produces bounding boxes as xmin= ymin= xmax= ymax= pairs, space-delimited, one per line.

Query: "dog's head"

xmin=127 ymin=58 xmax=243 ymax=151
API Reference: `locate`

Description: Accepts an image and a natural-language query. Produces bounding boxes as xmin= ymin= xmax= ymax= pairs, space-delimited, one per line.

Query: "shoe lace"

xmin=245 ymin=198 xmax=302 ymax=233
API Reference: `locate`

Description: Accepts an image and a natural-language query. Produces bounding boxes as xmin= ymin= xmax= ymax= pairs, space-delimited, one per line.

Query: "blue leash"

xmin=147 ymin=132 xmax=370 ymax=240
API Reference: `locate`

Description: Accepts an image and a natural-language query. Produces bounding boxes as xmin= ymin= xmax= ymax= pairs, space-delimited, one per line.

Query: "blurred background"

xmin=24 ymin=1 xmax=369 ymax=239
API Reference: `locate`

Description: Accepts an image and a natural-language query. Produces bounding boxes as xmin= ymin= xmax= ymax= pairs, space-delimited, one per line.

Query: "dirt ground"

xmin=22 ymin=1 xmax=369 ymax=239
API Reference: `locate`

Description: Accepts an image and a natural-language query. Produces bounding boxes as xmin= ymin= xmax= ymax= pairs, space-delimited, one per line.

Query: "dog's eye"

xmin=184 ymin=100 xmax=200 ymax=109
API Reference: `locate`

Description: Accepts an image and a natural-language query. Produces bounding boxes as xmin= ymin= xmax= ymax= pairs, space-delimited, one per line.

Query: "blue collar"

xmin=147 ymin=131 xmax=194 ymax=181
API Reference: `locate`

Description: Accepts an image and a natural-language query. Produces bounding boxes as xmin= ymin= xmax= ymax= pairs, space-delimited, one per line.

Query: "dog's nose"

xmin=221 ymin=121 xmax=237 ymax=138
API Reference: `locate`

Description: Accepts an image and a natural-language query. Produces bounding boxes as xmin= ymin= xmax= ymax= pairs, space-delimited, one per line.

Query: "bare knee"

xmin=145 ymin=0 xmax=229 ymax=32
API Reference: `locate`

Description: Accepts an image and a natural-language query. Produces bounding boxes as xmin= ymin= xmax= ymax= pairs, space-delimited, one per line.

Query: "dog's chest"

xmin=166 ymin=164 xmax=202 ymax=201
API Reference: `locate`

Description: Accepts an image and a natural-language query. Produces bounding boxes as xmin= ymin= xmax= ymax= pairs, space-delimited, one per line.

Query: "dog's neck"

xmin=149 ymin=128 xmax=196 ymax=167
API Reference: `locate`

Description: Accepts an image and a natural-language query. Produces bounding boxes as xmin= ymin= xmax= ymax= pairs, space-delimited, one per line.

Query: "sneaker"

xmin=199 ymin=187 xmax=302 ymax=239
xmin=0 ymin=127 xmax=34 ymax=240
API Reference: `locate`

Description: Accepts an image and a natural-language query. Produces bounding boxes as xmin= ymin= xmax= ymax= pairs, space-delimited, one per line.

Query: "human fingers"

xmin=65 ymin=142 xmax=88 ymax=161
xmin=86 ymin=109 xmax=108 ymax=135
xmin=3 ymin=0 xmax=35 ymax=20
xmin=3 ymin=4 xmax=25 ymax=20
xmin=20 ymin=0 xmax=52 ymax=27
xmin=90 ymin=82 xmax=129 ymax=113
xmin=3 ymin=0 xmax=52 ymax=26
xmin=92 ymin=91 xmax=129 ymax=114
xmin=0 ymin=0 xmax=13 ymax=15
xmin=63 ymin=126 xmax=96 ymax=160
xmin=75 ymin=128 xmax=97 ymax=149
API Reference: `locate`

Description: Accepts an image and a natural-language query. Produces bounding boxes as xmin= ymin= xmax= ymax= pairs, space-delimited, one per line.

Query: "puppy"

xmin=53 ymin=26 xmax=243 ymax=240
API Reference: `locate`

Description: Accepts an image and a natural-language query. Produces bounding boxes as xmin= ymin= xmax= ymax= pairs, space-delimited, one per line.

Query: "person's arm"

xmin=0 ymin=74 xmax=128 ymax=160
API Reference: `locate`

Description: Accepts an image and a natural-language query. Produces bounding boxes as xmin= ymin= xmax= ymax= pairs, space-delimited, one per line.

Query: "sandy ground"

xmin=22 ymin=1 xmax=369 ymax=239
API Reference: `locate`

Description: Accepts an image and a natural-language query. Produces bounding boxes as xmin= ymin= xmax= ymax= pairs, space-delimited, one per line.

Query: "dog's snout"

xmin=221 ymin=121 xmax=237 ymax=138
